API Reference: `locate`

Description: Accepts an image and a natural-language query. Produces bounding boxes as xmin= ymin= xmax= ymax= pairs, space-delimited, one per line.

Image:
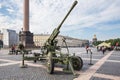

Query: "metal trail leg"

xmin=20 ymin=51 xmax=28 ymax=68
xmin=69 ymin=61 xmax=76 ymax=76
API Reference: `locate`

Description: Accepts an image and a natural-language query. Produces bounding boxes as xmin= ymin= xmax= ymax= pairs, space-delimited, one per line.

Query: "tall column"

xmin=24 ymin=0 xmax=29 ymax=31
xmin=19 ymin=0 xmax=34 ymax=48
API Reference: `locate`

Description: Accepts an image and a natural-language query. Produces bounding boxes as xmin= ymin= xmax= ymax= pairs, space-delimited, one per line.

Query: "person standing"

xmin=97 ymin=46 xmax=99 ymax=51
xmin=102 ymin=46 xmax=106 ymax=54
xmin=11 ymin=45 xmax=15 ymax=54
xmin=86 ymin=45 xmax=89 ymax=54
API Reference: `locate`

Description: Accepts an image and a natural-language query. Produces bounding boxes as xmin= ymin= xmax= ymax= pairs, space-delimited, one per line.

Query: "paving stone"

xmin=0 ymin=55 xmax=22 ymax=61
xmin=108 ymin=56 xmax=120 ymax=61
xmin=90 ymin=76 xmax=112 ymax=80
xmin=0 ymin=61 xmax=8 ymax=64
xmin=0 ymin=49 xmax=120 ymax=80
xmin=111 ymin=51 xmax=120 ymax=56
xmin=81 ymin=60 xmax=97 ymax=72
xmin=96 ymin=62 xmax=120 ymax=76
xmin=0 ymin=64 xmax=74 ymax=80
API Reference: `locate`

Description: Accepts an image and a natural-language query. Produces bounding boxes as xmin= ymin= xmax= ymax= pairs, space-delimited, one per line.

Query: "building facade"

xmin=33 ymin=34 xmax=89 ymax=47
xmin=93 ymin=34 xmax=97 ymax=43
xmin=0 ymin=30 xmax=89 ymax=48
xmin=3 ymin=29 xmax=19 ymax=48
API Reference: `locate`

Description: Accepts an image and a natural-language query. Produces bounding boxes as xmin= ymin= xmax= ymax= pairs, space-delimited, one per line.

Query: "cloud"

xmin=0 ymin=0 xmax=23 ymax=32
xmin=29 ymin=0 xmax=76 ymax=34
xmin=0 ymin=0 xmax=120 ymax=40
xmin=0 ymin=3 xmax=2 ymax=8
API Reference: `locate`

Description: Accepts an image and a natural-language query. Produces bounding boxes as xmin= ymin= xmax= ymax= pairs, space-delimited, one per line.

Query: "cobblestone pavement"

xmin=0 ymin=48 xmax=120 ymax=80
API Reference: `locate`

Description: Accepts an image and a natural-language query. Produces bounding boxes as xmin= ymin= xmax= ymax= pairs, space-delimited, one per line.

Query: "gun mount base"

xmin=46 ymin=52 xmax=55 ymax=74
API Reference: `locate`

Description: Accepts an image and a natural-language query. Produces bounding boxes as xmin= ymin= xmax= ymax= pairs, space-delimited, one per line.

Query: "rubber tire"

xmin=78 ymin=56 xmax=83 ymax=70
xmin=70 ymin=56 xmax=83 ymax=71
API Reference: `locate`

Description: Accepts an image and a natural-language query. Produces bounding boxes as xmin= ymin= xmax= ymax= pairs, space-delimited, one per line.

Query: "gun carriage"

xmin=24 ymin=1 xmax=83 ymax=75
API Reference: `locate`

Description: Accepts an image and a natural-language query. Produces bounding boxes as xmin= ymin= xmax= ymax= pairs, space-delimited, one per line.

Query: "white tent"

xmin=98 ymin=42 xmax=111 ymax=47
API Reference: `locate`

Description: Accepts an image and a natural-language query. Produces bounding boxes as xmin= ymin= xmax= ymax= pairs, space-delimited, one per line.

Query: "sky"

xmin=0 ymin=0 xmax=120 ymax=41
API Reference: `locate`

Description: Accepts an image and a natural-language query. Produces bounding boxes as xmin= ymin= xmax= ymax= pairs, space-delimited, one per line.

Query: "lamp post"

xmin=88 ymin=48 xmax=93 ymax=65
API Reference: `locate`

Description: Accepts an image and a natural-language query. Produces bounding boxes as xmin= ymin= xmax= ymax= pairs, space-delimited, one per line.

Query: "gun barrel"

xmin=57 ymin=0 xmax=78 ymax=30
xmin=46 ymin=0 xmax=78 ymax=45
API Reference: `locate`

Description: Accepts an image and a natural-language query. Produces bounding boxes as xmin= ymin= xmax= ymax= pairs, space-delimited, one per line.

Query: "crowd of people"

xmin=85 ymin=45 xmax=107 ymax=54
xmin=10 ymin=43 xmax=25 ymax=54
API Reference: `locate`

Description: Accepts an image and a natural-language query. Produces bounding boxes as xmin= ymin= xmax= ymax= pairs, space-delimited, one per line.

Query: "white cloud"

xmin=29 ymin=0 xmax=76 ymax=34
xmin=0 ymin=0 xmax=120 ymax=40
xmin=7 ymin=8 xmax=14 ymax=14
xmin=0 ymin=3 xmax=2 ymax=8
xmin=0 ymin=0 xmax=23 ymax=32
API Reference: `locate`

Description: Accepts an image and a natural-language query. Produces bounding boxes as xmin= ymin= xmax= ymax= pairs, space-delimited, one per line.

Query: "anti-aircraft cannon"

xmin=40 ymin=0 xmax=83 ymax=75
xmin=24 ymin=0 xmax=83 ymax=75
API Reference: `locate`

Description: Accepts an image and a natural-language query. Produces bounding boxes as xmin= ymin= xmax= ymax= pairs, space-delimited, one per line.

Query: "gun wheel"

xmin=70 ymin=56 xmax=83 ymax=71
xmin=46 ymin=52 xmax=54 ymax=74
